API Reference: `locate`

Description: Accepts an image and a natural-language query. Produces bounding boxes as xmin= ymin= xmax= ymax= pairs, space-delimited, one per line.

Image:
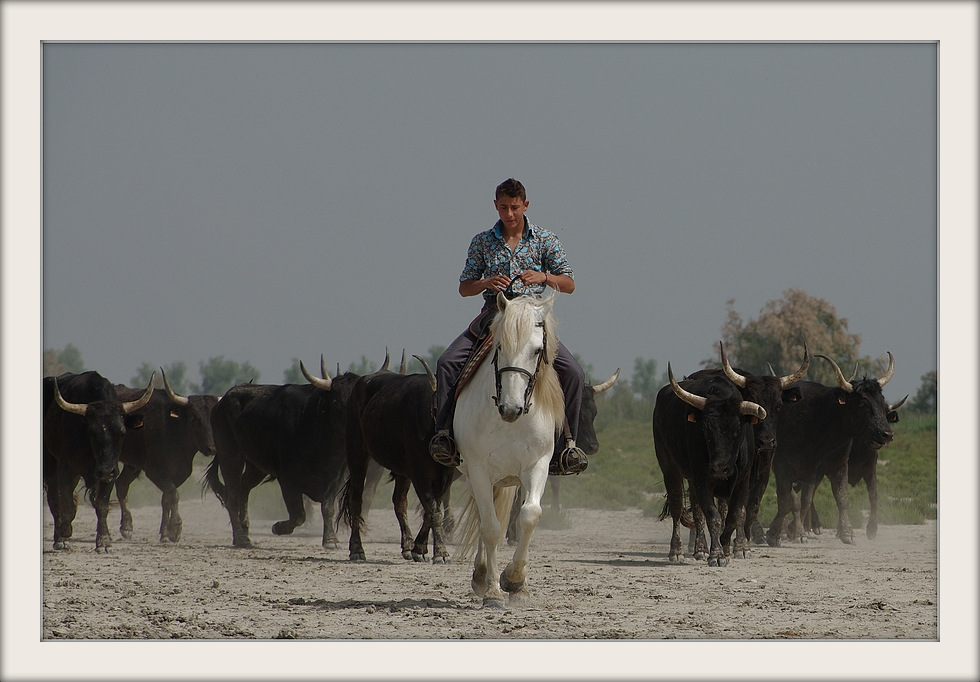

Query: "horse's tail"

xmin=455 ymin=484 xmax=518 ymax=561
xmin=202 ymin=457 xmax=227 ymax=507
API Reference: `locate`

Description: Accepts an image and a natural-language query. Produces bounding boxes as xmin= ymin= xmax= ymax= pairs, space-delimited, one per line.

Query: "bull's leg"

xmin=318 ymin=496 xmax=339 ymax=549
xmin=549 ymin=477 xmax=562 ymax=513
xmin=795 ymin=482 xmax=818 ymax=544
xmin=827 ymin=464 xmax=854 ymax=544
xmin=390 ymin=475 xmax=415 ymax=560
xmin=93 ymin=479 xmax=114 ymax=553
xmin=692 ymin=485 xmax=727 ymax=567
xmin=744 ymin=450 xmax=774 ymax=548
xmin=660 ymin=466 xmax=689 ymax=562
xmin=766 ymin=474 xmax=795 ymax=547
xmin=414 ymin=488 xmax=448 ymax=564
xmin=864 ymin=470 xmax=879 ymax=540
xmin=50 ymin=470 xmax=80 ymax=550
xmin=160 ymin=483 xmax=182 ymax=543
xmin=272 ymin=482 xmax=306 ymax=536
xmin=114 ymin=465 xmax=140 ymax=540
xmin=691 ymin=501 xmax=709 ymax=561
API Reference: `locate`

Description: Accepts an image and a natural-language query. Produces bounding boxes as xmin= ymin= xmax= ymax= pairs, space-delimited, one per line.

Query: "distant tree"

xmin=131 ymin=361 xmax=186 ymax=391
xmin=716 ymin=289 xmax=888 ymax=385
xmin=347 ymin=355 xmax=380 ymax=376
xmin=283 ymin=358 xmax=304 ymax=384
xmin=407 ymin=345 xmax=446 ymax=375
xmin=43 ymin=343 xmax=85 ymax=375
xmin=630 ymin=357 xmax=665 ymax=402
xmin=191 ymin=356 xmax=260 ymax=396
xmin=909 ymin=370 xmax=937 ymax=414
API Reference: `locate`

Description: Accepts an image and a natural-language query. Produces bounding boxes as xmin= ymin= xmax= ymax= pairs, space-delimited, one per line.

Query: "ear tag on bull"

xmin=748 ymin=416 xmax=759 ymax=425
xmin=837 ymin=396 xmax=847 ymax=406
xmin=170 ymin=410 xmax=180 ymax=419
xmin=687 ymin=412 xmax=698 ymax=423
xmin=132 ymin=418 xmax=144 ymax=429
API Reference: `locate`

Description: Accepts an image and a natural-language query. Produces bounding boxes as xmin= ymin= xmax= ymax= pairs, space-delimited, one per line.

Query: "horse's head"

xmin=490 ymin=290 xmax=561 ymax=423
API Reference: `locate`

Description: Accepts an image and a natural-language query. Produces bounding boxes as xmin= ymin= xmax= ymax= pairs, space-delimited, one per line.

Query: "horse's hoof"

xmin=432 ymin=554 xmax=450 ymax=565
xmin=120 ymin=530 xmax=133 ymax=540
xmin=499 ymin=572 xmax=524 ymax=594
xmin=233 ymin=538 xmax=253 ymax=549
xmin=482 ymin=597 xmax=506 ymax=610
xmin=401 ymin=550 xmax=413 ymax=560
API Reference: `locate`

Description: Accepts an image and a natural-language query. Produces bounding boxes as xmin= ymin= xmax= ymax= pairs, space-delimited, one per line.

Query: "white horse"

xmin=454 ymin=288 xmax=566 ymax=609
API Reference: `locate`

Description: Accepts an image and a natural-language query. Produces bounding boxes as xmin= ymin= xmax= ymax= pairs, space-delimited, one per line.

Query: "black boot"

xmin=549 ymin=439 xmax=588 ymax=475
xmin=429 ymin=429 xmax=460 ymax=467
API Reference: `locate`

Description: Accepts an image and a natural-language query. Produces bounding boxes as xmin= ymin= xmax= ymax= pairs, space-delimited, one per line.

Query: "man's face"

xmin=494 ymin=195 xmax=529 ymax=232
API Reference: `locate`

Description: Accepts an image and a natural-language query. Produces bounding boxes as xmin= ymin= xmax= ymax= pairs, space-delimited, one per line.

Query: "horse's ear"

xmin=496 ymin=291 xmax=508 ymax=311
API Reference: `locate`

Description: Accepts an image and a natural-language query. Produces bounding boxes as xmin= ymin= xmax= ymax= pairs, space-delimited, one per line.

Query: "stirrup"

xmin=429 ymin=430 xmax=460 ymax=467
xmin=550 ymin=441 xmax=588 ymax=476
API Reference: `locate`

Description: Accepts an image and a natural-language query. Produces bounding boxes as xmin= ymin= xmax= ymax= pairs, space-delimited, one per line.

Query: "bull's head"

xmin=53 ymin=373 xmax=155 ymax=481
xmin=817 ymin=352 xmax=897 ymax=449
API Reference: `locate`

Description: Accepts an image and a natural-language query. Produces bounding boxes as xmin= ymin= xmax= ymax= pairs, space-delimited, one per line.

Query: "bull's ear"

xmin=744 ymin=415 xmax=760 ymax=425
xmin=782 ymin=387 xmax=803 ymax=403
xmin=169 ymin=410 xmax=180 ymax=419
xmin=125 ymin=415 xmax=145 ymax=430
xmin=887 ymin=410 xmax=900 ymax=423
xmin=686 ymin=410 xmax=698 ymax=423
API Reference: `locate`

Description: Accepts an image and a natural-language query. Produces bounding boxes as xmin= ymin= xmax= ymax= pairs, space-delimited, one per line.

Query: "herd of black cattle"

xmin=42 ymin=343 xmax=906 ymax=570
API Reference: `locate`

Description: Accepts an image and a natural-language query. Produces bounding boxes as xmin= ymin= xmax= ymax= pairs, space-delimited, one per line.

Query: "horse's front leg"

xmin=501 ymin=467 xmax=547 ymax=607
xmin=468 ymin=479 xmax=506 ymax=608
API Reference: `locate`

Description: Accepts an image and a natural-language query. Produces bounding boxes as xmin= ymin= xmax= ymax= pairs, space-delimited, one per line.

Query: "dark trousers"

xmin=434 ymin=320 xmax=584 ymax=442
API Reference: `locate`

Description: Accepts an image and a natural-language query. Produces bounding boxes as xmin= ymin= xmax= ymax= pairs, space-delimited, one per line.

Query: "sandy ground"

xmin=41 ymin=485 xmax=937 ymax=645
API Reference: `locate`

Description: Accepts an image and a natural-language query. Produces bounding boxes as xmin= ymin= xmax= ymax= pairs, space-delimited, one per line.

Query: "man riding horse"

xmin=429 ymin=178 xmax=588 ymax=475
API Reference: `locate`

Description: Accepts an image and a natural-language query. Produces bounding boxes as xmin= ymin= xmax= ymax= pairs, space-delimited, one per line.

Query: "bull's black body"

xmin=685 ymin=366 xmax=803 ymax=557
xmin=113 ymin=386 xmax=218 ymax=542
xmin=342 ymin=370 xmax=454 ymax=562
xmin=205 ymin=373 xmax=359 ymax=548
xmin=653 ymin=370 xmax=761 ymax=566
xmin=43 ymin=371 xmax=150 ymax=551
xmin=767 ymin=375 xmax=895 ymax=546
xmin=801 ymin=407 xmax=901 ymax=541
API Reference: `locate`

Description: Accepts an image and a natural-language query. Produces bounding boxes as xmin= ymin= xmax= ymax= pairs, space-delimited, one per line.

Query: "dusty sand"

xmin=42 ymin=486 xmax=937 ymax=645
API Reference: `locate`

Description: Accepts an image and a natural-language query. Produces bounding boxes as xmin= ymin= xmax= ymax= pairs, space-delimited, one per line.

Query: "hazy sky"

xmin=6 ymin=2 xmax=978 ymax=680
xmin=41 ymin=41 xmax=937 ymax=400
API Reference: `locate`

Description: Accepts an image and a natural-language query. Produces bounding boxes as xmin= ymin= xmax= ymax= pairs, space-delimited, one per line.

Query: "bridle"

xmin=492 ymin=275 xmax=550 ymax=414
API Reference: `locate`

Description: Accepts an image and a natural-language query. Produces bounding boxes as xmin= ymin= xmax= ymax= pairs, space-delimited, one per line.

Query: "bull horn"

xmin=52 ymin=377 xmax=90 ymax=416
xmin=121 ymin=373 xmax=155 ymax=414
xmin=336 ymin=362 xmax=342 ymax=377
xmin=668 ymin=363 xmax=706 ymax=411
xmin=399 ymin=349 xmax=407 ymax=374
xmin=719 ymin=342 xmax=746 ymax=388
xmin=301 ymin=358 xmax=332 ymax=390
xmin=740 ymin=400 xmax=767 ymax=420
xmin=890 ymin=394 xmax=909 ymax=411
xmin=779 ymin=343 xmax=810 ymax=388
xmin=816 ymin=354 xmax=853 ymax=393
xmin=877 ymin=351 xmax=895 ymax=387
xmin=319 ymin=354 xmax=330 ymax=379
xmin=380 ymin=347 xmax=391 ymax=372
xmin=161 ymin=367 xmax=189 ymax=406
xmin=591 ymin=368 xmax=621 ymax=394
xmin=414 ymin=355 xmax=437 ymax=391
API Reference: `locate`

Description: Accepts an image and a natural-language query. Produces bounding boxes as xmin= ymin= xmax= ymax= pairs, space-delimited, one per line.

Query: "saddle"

xmin=453 ymin=306 xmax=497 ymax=401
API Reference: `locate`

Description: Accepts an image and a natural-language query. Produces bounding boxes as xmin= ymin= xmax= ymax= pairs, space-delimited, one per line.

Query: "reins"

xmin=491 ymin=276 xmax=551 ymax=414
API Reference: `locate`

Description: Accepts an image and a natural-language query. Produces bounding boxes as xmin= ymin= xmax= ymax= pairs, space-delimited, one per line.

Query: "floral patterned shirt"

xmin=460 ymin=217 xmax=574 ymax=306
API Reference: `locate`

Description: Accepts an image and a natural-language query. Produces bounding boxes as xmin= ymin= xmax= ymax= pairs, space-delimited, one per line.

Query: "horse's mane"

xmin=490 ymin=294 xmax=565 ymax=433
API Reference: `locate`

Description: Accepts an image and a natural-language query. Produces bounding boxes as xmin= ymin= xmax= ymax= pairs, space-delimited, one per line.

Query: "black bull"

xmin=43 ymin=371 xmax=154 ymax=552
xmin=683 ymin=344 xmax=808 ymax=558
xmin=341 ymin=361 xmax=453 ymax=563
xmin=205 ymin=359 xmax=360 ymax=549
xmin=114 ymin=369 xmax=219 ymax=543
xmin=767 ymin=352 xmax=899 ymax=546
xmin=653 ymin=365 xmax=767 ymax=567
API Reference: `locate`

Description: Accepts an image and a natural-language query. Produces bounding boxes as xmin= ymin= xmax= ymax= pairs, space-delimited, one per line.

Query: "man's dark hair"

xmin=495 ymin=178 xmax=527 ymax=202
